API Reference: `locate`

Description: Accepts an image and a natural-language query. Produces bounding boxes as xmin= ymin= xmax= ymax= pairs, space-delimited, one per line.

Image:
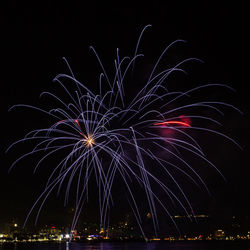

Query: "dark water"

xmin=1 ymin=241 xmax=250 ymax=250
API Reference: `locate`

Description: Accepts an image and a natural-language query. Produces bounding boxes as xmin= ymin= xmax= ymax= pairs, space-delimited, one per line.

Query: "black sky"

xmin=2 ymin=1 xmax=250 ymax=228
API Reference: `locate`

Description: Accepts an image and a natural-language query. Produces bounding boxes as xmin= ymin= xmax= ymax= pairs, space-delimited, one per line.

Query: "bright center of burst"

xmin=83 ymin=134 xmax=95 ymax=147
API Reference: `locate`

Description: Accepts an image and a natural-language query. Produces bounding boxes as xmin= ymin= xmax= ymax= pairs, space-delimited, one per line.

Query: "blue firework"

xmin=7 ymin=25 xmax=241 ymax=239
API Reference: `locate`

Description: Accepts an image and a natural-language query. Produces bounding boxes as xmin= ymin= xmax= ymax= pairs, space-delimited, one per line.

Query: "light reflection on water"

xmin=1 ymin=241 xmax=250 ymax=250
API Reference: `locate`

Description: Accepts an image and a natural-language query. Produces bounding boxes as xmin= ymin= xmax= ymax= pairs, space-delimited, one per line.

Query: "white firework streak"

xmin=7 ymin=25 xmax=242 ymax=239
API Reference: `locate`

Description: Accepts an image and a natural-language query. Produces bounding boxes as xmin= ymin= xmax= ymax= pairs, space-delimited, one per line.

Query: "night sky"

xmin=2 ymin=1 xmax=250 ymax=229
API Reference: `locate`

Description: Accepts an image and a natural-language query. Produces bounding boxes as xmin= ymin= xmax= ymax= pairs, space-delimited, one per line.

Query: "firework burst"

xmin=7 ymin=25 xmax=242 ymax=239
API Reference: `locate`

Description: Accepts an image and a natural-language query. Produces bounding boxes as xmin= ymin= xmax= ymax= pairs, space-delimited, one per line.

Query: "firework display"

xmin=7 ymin=25 xmax=241 ymax=238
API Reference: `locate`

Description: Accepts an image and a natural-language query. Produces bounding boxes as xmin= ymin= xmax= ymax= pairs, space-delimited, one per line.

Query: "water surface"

xmin=1 ymin=241 xmax=249 ymax=250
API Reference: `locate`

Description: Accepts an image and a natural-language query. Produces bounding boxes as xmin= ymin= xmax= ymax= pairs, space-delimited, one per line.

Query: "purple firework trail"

xmin=7 ymin=25 xmax=242 ymax=239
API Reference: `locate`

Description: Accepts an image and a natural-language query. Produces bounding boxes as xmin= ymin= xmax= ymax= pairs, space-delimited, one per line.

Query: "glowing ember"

xmin=84 ymin=135 xmax=95 ymax=147
xmin=154 ymin=120 xmax=191 ymax=127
